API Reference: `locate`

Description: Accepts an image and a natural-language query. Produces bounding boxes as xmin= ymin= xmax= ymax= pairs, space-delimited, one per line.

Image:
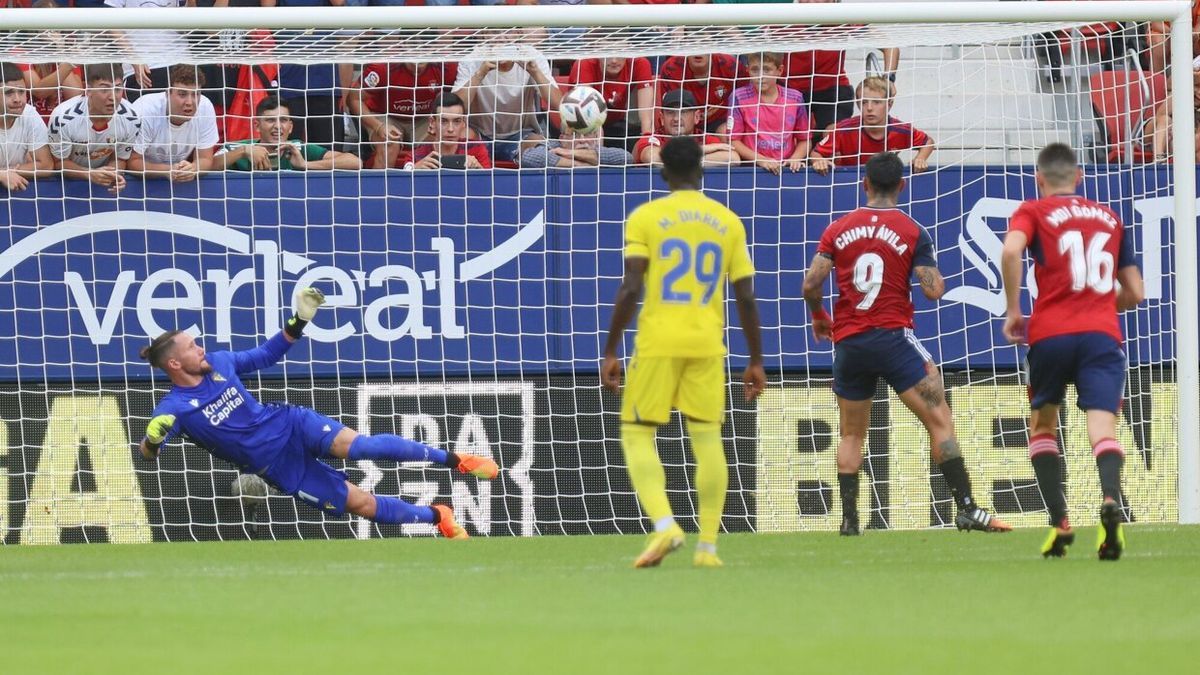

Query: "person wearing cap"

xmin=634 ymin=89 xmax=738 ymax=166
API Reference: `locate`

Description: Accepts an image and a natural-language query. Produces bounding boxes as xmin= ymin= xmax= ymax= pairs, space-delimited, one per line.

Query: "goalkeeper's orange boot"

xmin=433 ymin=504 xmax=468 ymax=540
xmin=633 ymin=523 xmax=685 ymax=568
xmin=456 ymin=453 xmax=499 ymax=480
xmin=955 ymin=506 xmax=1012 ymax=532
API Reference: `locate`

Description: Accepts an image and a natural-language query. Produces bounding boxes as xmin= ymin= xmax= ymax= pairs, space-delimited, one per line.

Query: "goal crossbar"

xmin=0 ymin=2 xmax=1192 ymax=31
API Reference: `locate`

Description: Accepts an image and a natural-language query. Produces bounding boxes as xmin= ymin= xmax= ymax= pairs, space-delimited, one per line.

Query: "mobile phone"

xmin=441 ymin=154 xmax=467 ymax=169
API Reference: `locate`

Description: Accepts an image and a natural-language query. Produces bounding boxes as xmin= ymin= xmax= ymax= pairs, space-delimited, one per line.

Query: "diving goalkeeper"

xmin=137 ymin=288 xmax=498 ymax=539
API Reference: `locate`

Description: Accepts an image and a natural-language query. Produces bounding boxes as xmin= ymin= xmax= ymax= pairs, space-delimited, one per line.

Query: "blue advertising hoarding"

xmin=0 ymin=166 xmax=1184 ymax=382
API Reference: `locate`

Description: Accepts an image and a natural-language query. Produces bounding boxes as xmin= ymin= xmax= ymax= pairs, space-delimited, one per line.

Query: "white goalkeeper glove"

xmin=296 ymin=287 xmax=326 ymax=321
xmin=286 ymin=287 xmax=326 ymax=338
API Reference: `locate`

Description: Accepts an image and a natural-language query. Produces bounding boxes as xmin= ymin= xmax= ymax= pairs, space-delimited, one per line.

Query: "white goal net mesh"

xmin=0 ymin=7 xmax=1186 ymax=543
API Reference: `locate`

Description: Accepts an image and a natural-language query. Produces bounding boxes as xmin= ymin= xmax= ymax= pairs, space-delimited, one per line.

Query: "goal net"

xmin=0 ymin=3 xmax=1194 ymax=544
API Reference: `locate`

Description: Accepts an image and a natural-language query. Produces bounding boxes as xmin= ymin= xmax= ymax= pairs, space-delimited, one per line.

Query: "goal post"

xmin=0 ymin=2 xmax=1195 ymax=543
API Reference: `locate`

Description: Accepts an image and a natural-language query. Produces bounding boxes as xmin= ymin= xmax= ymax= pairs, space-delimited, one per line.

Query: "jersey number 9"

xmin=661 ymin=238 xmax=724 ymax=304
xmin=853 ymin=253 xmax=885 ymax=310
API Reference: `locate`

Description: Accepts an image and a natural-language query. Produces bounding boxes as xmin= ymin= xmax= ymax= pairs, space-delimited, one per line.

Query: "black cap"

xmin=661 ymin=89 xmax=698 ymax=109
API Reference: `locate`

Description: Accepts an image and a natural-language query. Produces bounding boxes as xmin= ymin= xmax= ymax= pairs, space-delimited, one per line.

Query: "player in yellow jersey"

xmin=601 ymin=136 xmax=766 ymax=568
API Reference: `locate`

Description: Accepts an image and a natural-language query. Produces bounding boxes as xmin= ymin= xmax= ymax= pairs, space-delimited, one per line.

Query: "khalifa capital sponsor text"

xmin=0 ymin=211 xmax=546 ymax=346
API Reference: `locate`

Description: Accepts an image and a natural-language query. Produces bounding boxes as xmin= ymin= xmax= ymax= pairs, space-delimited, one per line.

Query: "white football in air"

xmin=559 ymin=85 xmax=608 ymax=134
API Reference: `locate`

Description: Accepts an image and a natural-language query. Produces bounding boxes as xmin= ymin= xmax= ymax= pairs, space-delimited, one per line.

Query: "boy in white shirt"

xmin=48 ymin=63 xmax=144 ymax=193
xmin=130 ymin=65 xmax=218 ymax=182
xmin=0 ymin=62 xmax=54 ymax=192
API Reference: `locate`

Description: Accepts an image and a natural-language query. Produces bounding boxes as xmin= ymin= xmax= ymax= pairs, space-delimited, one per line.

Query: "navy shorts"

xmin=262 ymin=406 xmax=350 ymax=515
xmin=833 ymin=328 xmax=932 ymax=401
xmin=1026 ymin=332 xmax=1127 ymax=413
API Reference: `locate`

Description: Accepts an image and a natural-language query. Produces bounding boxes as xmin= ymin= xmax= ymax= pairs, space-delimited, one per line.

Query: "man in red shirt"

xmin=1001 ymin=143 xmax=1144 ymax=560
xmin=347 ymin=62 xmax=457 ymax=171
xmin=657 ymin=53 xmax=745 ymax=134
xmin=802 ymin=152 xmax=1010 ymax=537
xmin=633 ymin=89 xmax=736 ymax=166
xmin=411 ymin=92 xmax=491 ymax=170
xmin=810 ymin=76 xmax=934 ymax=174
xmin=569 ymin=56 xmax=655 ymax=151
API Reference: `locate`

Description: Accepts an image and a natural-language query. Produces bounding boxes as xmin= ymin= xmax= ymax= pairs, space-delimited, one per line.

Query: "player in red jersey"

xmin=810 ymin=76 xmax=934 ymax=174
xmin=803 ymin=152 xmax=1011 ymax=536
xmin=1001 ymin=143 xmax=1144 ymax=561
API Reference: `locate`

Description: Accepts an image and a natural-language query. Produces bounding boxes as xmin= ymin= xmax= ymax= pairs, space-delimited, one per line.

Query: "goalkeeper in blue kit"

xmin=138 ymin=288 xmax=498 ymax=539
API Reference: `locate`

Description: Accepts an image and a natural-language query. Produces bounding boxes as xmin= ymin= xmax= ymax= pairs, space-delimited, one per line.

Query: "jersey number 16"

xmin=1059 ymin=230 xmax=1114 ymax=293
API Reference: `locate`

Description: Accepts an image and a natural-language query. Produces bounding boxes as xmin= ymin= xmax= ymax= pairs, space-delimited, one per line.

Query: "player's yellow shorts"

xmin=620 ymin=355 xmax=726 ymax=425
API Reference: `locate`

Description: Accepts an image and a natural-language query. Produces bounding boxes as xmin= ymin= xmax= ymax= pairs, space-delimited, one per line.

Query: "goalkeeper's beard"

xmin=184 ymin=359 xmax=213 ymax=377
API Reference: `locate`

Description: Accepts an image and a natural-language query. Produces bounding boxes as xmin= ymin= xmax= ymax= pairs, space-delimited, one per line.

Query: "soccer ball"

xmin=559 ymin=86 xmax=608 ymax=134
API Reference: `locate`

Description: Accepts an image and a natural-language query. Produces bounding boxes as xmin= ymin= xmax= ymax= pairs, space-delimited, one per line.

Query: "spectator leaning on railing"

xmin=0 ymin=61 xmax=54 ymax=192
xmin=48 ymin=62 xmax=144 ymax=194
xmin=634 ymin=89 xmax=736 ymax=166
xmin=215 ymin=96 xmax=361 ymax=171
xmin=729 ymin=51 xmax=811 ymax=174
xmin=809 ymin=76 xmax=934 ymax=174
xmin=348 ymin=61 xmax=458 ymax=171
xmin=129 ymin=65 xmax=219 ymax=182
xmin=411 ymin=92 xmax=493 ymax=170
xmin=520 ymin=120 xmax=632 ymax=168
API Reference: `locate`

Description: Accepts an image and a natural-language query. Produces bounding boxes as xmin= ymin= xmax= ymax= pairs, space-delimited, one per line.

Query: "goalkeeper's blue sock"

xmin=348 ymin=434 xmax=449 ymax=465
xmin=372 ymin=495 xmax=436 ymax=524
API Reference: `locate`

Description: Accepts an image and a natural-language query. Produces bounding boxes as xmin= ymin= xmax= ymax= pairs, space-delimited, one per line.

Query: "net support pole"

xmin=1169 ymin=9 xmax=1200 ymax=524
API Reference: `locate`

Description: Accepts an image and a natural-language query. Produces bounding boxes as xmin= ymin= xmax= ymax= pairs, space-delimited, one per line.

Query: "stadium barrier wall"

xmin=0 ymin=167 xmax=1183 ymax=379
xmin=0 ymin=167 xmax=1186 ymax=542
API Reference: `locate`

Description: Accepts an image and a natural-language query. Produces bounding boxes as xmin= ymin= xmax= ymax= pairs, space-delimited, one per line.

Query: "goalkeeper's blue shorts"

xmin=261 ymin=406 xmax=350 ymax=515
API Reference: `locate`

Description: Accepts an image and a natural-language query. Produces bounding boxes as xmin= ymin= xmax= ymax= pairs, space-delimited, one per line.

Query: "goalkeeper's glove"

xmin=145 ymin=414 xmax=175 ymax=446
xmin=285 ymin=287 xmax=326 ymax=339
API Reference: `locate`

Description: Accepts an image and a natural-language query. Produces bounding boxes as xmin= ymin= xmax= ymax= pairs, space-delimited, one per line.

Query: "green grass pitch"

xmin=3 ymin=525 xmax=1199 ymax=674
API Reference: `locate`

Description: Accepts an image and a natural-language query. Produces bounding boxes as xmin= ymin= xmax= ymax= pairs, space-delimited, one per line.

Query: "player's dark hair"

xmin=139 ymin=330 xmax=184 ymax=370
xmin=1037 ymin=142 xmax=1078 ymax=186
xmin=865 ymin=152 xmax=904 ymax=195
xmin=256 ymin=95 xmax=288 ymax=118
xmin=85 ymin=63 xmax=124 ymax=86
xmin=434 ymin=92 xmax=465 ymax=115
xmin=0 ymin=62 xmax=23 ymax=85
xmin=660 ymin=135 xmax=703 ymax=187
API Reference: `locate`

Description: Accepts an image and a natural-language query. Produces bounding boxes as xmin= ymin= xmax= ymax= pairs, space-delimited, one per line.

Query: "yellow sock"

xmin=688 ymin=419 xmax=727 ymax=546
xmin=621 ymin=423 xmax=673 ymax=524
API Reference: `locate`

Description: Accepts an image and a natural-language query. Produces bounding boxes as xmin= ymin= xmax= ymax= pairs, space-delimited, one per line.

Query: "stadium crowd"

xmin=0 ymin=0 xmax=1197 ymax=191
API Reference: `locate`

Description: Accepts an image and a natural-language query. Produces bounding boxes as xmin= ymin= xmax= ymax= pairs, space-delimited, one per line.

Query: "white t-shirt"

xmin=0 ymin=104 xmax=49 ymax=169
xmin=105 ymin=0 xmax=191 ymax=71
xmin=48 ymin=95 xmax=144 ymax=169
xmin=131 ymin=92 xmax=219 ymax=165
xmin=454 ymin=47 xmax=551 ymax=139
